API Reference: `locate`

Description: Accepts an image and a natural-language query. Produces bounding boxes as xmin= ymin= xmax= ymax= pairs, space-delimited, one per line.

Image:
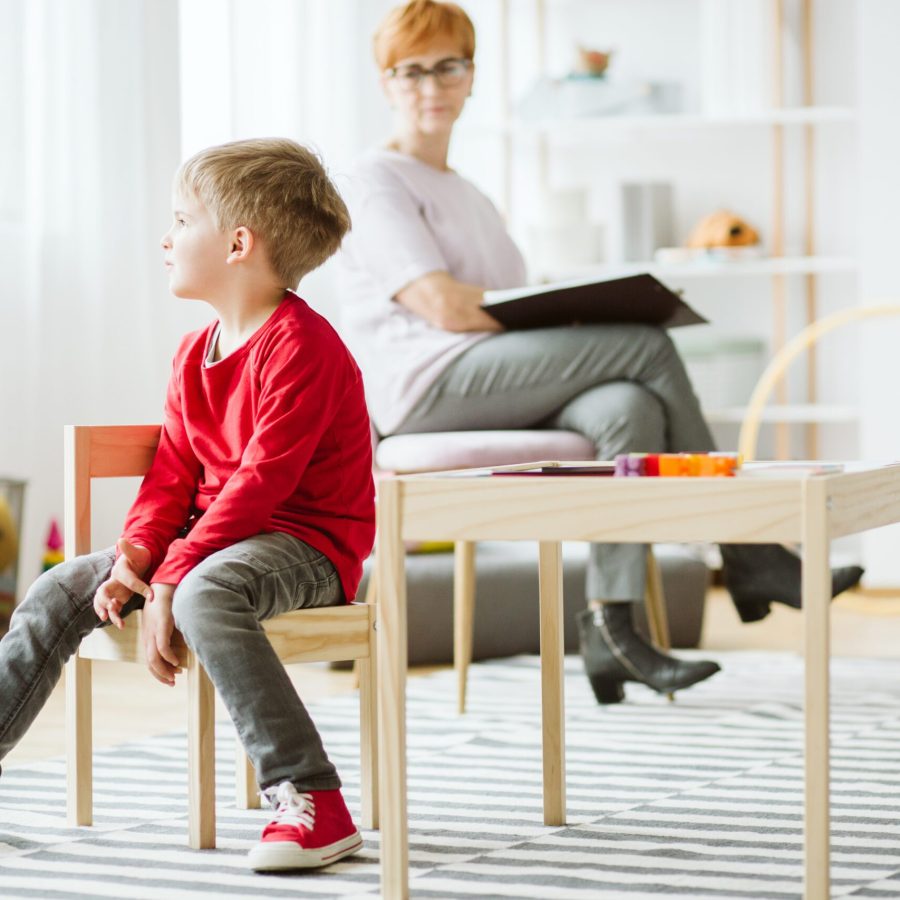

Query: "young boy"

xmin=0 ymin=138 xmax=376 ymax=872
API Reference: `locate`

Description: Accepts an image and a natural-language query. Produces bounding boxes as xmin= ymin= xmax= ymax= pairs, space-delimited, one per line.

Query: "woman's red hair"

xmin=373 ymin=0 xmax=476 ymax=69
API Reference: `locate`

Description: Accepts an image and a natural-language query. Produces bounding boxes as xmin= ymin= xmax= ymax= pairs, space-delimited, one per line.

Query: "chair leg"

xmin=644 ymin=548 xmax=671 ymax=651
xmin=236 ymin=745 xmax=259 ymax=810
xmin=188 ymin=654 xmax=216 ymax=849
xmin=454 ymin=541 xmax=476 ymax=715
xmin=358 ymin=631 xmax=379 ymax=830
xmin=351 ymin=571 xmax=378 ymax=691
xmin=66 ymin=655 xmax=93 ymax=826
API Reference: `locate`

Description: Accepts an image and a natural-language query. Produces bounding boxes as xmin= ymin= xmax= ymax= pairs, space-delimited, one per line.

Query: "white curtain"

xmin=177 ymin=0 xmax=394 ymax=323
xmin=0 ymin=0 xmax=191 ymax=587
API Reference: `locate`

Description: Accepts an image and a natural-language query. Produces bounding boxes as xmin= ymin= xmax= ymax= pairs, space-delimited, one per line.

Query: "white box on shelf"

xmin=526 ymin=223 xmax=606 ymax=272
xmin=672 ymin=333 xmax=766 ymax=410
xmin=526 ymin=187 xmax=605 ymax=271
xmin=621 ymin=182 xmax=675 ymax=262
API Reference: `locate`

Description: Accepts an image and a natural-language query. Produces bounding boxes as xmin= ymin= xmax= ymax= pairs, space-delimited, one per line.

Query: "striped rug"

xmin=3 ymin=651 xmax=900 ymax=898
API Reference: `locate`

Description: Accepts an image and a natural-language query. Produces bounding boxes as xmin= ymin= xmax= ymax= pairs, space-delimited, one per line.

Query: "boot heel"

xmin=588 ymin=675 xmax=625 ymax=705
xmin=735 ymin=600 xmax=771 ymax=624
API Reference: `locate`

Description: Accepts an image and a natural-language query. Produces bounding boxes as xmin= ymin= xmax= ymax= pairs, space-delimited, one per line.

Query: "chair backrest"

xmin=64 ymin=425 xmax=178 ymax=664
xmin=64 ymin=425 xmax=161 ymax=560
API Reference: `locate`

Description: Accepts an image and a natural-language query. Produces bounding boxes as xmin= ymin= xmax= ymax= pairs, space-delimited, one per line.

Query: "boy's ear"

xmin=226 ymin=226 xmax=254 ymax=264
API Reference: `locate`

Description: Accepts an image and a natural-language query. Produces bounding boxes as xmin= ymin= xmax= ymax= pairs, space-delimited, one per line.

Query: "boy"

xmin=0 ymin=138 xmax=376 ymax=872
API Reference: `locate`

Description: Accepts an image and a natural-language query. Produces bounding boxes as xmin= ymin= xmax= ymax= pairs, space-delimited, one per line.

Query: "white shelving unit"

xmin=540 ymin=254 xmax=857 ymax=284
xmin=494 ymin=0 xmax=856 ymax=458
xmin=469 ymin=105 xmax=857 ymax=140
xmin=704 ymin=403 xmax=858 ymax=426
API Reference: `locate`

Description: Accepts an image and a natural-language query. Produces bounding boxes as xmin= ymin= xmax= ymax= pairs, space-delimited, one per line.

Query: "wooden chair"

xmin=64 ymin=424 xmax=378 ymax=849
xmin=371 ymin=429 xmax=672 ymax=713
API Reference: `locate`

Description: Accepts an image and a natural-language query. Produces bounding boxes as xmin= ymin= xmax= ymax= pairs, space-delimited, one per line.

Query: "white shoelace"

xmin=263 ymin=782 xmax=316 ymax=829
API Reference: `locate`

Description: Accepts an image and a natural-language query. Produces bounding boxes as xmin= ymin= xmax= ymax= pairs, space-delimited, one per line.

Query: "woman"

xmin=336 ymin=0 xmax=863 ymax=704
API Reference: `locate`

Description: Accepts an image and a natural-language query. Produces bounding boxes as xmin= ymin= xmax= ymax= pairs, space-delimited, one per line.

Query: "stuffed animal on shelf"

xmin=686 ymin=210 xmax=760 ymax=249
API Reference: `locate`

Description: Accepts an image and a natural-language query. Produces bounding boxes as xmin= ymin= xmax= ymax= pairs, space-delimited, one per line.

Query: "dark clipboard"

xmin=481 ymin=273 xmax=707 ymax=330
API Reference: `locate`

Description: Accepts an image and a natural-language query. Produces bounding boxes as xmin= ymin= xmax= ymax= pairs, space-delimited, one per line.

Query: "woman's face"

xmin=381 ymin=44 xmax=474 ymax=137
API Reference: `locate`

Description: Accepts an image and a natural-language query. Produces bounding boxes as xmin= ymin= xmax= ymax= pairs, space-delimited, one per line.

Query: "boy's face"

xmin=160 ymin=189 xmax=232 ymax=300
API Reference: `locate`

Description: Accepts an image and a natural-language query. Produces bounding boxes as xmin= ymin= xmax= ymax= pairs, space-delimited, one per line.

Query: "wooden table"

xmin=374 ymin=462 xmax=900 ymax=900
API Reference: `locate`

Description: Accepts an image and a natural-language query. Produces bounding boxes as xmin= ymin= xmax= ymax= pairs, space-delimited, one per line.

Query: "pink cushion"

xmin=375 ymin=430 xmax=596 ymax=474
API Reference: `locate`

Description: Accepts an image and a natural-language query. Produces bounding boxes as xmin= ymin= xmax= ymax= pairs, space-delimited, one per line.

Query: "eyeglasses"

xmin=385 ymin=57 xmax=472 ymax=91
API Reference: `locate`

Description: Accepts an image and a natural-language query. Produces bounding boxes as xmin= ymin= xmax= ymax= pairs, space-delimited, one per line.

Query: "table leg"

xmin=538 ymin=540 xmax=566 ymax=826
xmin=376 ymin=480 xmax=409 ymax=900
xmin=454 ymin=540 xmax=476 ymax=714
xmin=802 ymin=478 xmax=831 ymax=900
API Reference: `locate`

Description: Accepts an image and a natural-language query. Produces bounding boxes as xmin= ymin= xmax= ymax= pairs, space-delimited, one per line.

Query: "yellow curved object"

xmin=738 ymin=303 xmax=900 ymax=460
xmin=0 ymin=497 xmax=19 ymax=572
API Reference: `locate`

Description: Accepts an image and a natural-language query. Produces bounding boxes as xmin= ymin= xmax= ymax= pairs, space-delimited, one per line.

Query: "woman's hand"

xmin=396 ymin=271 xmax=504 ymax=333
xmin=141 ymin=582 xmax=182 ymax=686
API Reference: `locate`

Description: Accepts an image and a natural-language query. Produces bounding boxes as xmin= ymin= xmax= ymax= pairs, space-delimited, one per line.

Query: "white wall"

xmin=0 ymin=0 xmax=191 ymax=590
xmin=857 ymin=0 xmax=900 ymax=585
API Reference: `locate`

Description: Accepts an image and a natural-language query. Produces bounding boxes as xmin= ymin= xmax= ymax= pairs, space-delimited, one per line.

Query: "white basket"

xmin=673 ymin=334 xmax=765 ymax=410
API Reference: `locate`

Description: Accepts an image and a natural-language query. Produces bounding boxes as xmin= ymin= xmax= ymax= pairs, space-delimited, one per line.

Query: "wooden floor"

xmin=6 ymin=587 xmax=900 ymax=768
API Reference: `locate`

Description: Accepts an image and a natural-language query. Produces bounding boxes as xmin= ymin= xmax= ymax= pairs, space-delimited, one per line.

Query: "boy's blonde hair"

xmin=373 ymin=0 xmax=476 ymax=70
xmin=177 ymin=138 xmax=351 ymax=288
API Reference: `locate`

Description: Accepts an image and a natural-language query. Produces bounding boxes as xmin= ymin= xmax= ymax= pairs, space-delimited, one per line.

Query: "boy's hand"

xmin=93 ymin=539 xmax=153 ymax=629
xmin=141 ymin=582 xmax=182 ymax=686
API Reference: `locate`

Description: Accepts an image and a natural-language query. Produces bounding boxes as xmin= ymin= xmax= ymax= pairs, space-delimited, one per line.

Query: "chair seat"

xmin=79 ymin=605 xmax=372 ymax=668
xmin=375 ymin=429 xmax=596 ymax=473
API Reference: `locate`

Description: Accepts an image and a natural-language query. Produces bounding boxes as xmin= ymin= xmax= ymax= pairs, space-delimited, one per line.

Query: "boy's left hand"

xmin=141 ymin=582 xmax=182 ymax=686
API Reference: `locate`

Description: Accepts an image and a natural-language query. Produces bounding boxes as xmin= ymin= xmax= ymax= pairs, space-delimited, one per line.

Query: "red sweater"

xmin=121 ymin=292 xmax=375 ymax=600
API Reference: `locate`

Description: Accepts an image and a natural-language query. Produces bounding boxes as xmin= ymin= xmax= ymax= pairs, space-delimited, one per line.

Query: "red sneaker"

xmin=248 ymin=783 xmax=362 ymax=871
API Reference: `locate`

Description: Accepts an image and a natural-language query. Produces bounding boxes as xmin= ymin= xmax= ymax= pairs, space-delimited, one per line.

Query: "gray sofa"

xmin=356 ymin=542 xmax=710 ymax=666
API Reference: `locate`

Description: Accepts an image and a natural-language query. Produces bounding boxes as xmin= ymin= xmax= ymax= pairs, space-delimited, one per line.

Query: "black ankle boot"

xmin=576 ymin=604 xmax=721 ymax=705
xmin=720 ymin=544 xmax=865 ymax=623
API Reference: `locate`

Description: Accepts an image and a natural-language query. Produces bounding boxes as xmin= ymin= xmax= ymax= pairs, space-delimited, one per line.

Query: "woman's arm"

xmin=395 ymin=270 xmax=503 ymax=332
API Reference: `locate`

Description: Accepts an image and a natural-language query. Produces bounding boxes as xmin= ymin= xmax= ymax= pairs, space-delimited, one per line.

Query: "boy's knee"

xmin=20 ymin=554 xmax=106 ymax=614
xmin=23 ymin=567 xmax=61 ymax=604
xmin=11 ymin=555 xmax=109 ymax=635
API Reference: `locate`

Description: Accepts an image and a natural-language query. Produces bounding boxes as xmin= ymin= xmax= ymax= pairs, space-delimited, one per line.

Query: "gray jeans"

xmin=395 ymin=324 xmax=716 ymax=601
xmin=0 ymin=532 xmax=344 ymax=792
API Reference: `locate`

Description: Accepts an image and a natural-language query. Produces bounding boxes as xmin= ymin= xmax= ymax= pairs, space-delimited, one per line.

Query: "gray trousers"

xmin=395 ymin=324 xmax=716 ymax=600
xmin=0 ymin=532 xmax=343 ymax=792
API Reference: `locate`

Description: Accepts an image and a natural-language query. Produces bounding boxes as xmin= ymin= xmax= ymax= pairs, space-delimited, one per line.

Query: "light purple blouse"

xmin=335 ymin=148 xmax=527 ymax=435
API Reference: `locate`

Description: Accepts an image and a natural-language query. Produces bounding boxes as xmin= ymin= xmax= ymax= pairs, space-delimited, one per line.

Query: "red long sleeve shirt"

xmin=121 ymin=291 xmax=375 ymax=600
